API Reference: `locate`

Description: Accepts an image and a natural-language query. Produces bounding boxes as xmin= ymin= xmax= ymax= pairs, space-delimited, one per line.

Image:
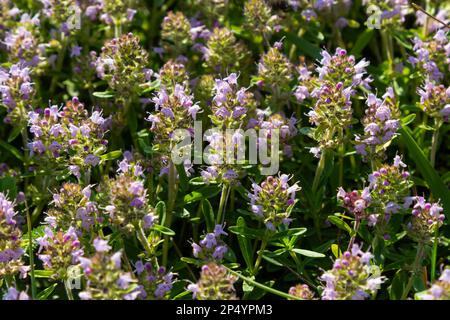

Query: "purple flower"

xmin=85 ymin=154 xmax=100 ymax=166
xmin=93 ymin=238 xmax=111 ymax=253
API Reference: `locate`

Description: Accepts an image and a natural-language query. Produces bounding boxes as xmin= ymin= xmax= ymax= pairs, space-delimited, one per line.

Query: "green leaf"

xmin=7 ymin=125 xmax=23 ymax=143
xmin=34 ymin=269 xmax=54 ymax=278
xmin=201 ymin=199 xmax=215 ymax=233
xmin=180 ymin=257 xmax=201 ymax=266
xmin=271 ymin=227 xmax=307 ymax=241
xmin=173 ymin=290 xmax=192 ymax=300
xmin=184 ymin=186 xmax=220 ymax=204
xmin=100 ymin=150 xmax=122 ymax=161
xmin=0 ymin=140 xmax=24 ymax=162
xmin=400 ymin=126 xmax=450 ymax=213
xmin=327 ymin=215 xmax=354 ymax=235
xmin=401 ymin=114 xmax=416 ymax=126
xmin=442 ymin=171 xmax=450 ymax=184
xmin=37 ymin=283 xmax=58 ymax=300
xmin=234 ymin=217 xmax=254 ymax=271
xmin=229 ymin=223 xmax=266 ymax=239
xmin=189 ymin=177 xmax=206 ymax=185
xmin=93 ymin=91 xmax=115 ymax=99
xmin=140 ymin=80 xmax=160 ymax=94
xmin=155 ymin=201 xmax=166 ymax=226
xmin=331 ymin=244 xmax=341 ymax=258
xmin=151 ymin=224 xmax=176 ymax=236
xmin=350 ymin=29 xmax=375 ymax=56
xmin=284 ymin=33 xmax=321 ymax=60
xmin=292 ymin=248 xmax=325 ymax=258
xmin=389 ymin=270 xmax=409 ymax=300
xmin=0 ymin=177 xmax=17 ymax=198
xmin=127 ymin=105 xmax=138 ymax=135
xmin=175 ymin=163 xmax=189 ymax=192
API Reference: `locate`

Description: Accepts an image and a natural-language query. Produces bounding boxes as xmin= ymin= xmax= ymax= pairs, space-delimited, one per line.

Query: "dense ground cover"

xmin=0 ymin=0 xmax=449 ymax=300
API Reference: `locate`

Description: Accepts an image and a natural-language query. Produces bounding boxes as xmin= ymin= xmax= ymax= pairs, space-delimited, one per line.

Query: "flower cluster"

xmin=355 ymin=87 xmax=400 ymax=161
xmin=366 ymin=156 xmax=412 ymax=224
xmin=79 ymin=238 xmax=139 ymax=300
xmin=243 ymin=0 xmax=279 ymax=39
xmin=406 ymin=197 xmax=445 ymax=242
xmin=337 ymin=187 xmax=371 ymax=221
xmin=257 ymin=44 xmax=293 ymax=105
xmin=210 ymin=73 xmax=256 ymax=129
xmin=188 ymin=263 xmax=237 ymax=300
xmin=161 ymin=11 xmax=193 ymax=56
xmin=158 ymin=59 xmax=190 ymax=91
xmin=298 ymin=47 xmax=372 ymax=156
xmin=316 ymin=47 xmax=371 ymax=89
xmin=288 ymin=284 xmax=315 ymax=300
xmin=416 ymin=269 xmax=450 ymax=300
xmin=192 ymin=224 xmax=228 ymax=262
xmin=321 ymin=244 xmax=385 ymax=300
xmin=95 ymin=33 xmax=149 ymax=97
xmin=201 ymin=130 xmax=243 ymax=185
xmin=135 ymin=261 xmax=175 ymax=300
xmin=102 ymin=155 xmax=157 ymax=233
xmin=39 ymin=0 xmax=82 ymax=33
xmin=248 ymin=174 xmax=300 ymax=231
xmin=85 ymin=0 xmax=137 ymax=26
xmin=46 ymin=183 xmax=99 ymax=231
xmin=27 ymin=97 xmax=109 ymax=178
xmin=147 ymin=84 xmax=200 ymax=158
xmin=417 ymin=81 xmax=450 ymax=122
xmin=204 ymin=27 xmax=250 ymax=73
xmin=248 ymin=111 xmax=298 ymax=158
xmin=0 ymin=193 xmax=26 ymax=278
xmin=409 ymin=30 xmax=449 ymax=82
xmin=36 ymin=226 xmax=84 ymax=280
xmin=362 ymin=0 xmax=410 ymax=27
xmin=3 ymin=13 xmax=42 ymax=66
xmin=0 ymin=63 xmax=34 ymax=123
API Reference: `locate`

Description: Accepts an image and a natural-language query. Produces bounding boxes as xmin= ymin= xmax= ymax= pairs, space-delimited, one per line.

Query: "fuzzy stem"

xmin=253 ymin=234 xmax=268 ymax=276
xmin=64 ymin=281 xmax=74 ymax=300
xmin=136 ymin=223 xmax=153 ymax=257
xmin=26 ymin=204 xmax=36 ymax=299
xmin=162 ymin=161 xmax=178 ymax=266
xmin=430 ymin=227 xmax=439 ymax=282
xmin=312 ymin=151 xmax=326 ymax=192
xmin=50 ymin=34 xmax=68 ymax=95
xmin=430 ymin=120 xmax=441 ymax=168
xmin=347 ymin=218 xmax=361 ymax=251
xmin=401 ymin=244 xmax=425 ymax=300
xmin=225 ymin=267 xmax=301 ymax=300
xmin=216 ymin=184 xmax=229 ymax=224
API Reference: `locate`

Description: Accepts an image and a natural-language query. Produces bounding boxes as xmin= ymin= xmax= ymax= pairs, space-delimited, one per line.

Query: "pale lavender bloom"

xmin=93 ymin=238 xmax=111 ymax=253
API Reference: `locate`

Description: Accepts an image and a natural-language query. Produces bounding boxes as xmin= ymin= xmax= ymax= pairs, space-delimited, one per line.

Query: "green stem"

xmin=347 ymin=218 xmax=361 ymax=251
xmin=430 ymin=227 xmax=439 ymax=282
xmin=26 ymin=204 xmax=36 ymax=299
xmin=253 ymin=235 xmax=268 ymax=275
xmin=312 ymin=151 xmax=326 ymax=192
xmin=136 ymin=223 xmax=153 ymax=257
xmin=162 ymin=161 xmax=178 ymax=266
xmin=224 ymin=267 xmax=301 ymax=300
xmin=64 ymin=280 xmax=74 ymax=300
xmin=430 ymin=121 xmax=441 ymax=168
xmin=50 ymin=35 xmax=68 ymax=95
xmin=401 ymin=244 xmax=424 ymax=300
xmin=216 ymin=184 xmax=229 ymax=224
xmin=380 ymin=31 xmax=393 ymax=74
xmin=338 ymin=131 xmax=345 ymax=187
